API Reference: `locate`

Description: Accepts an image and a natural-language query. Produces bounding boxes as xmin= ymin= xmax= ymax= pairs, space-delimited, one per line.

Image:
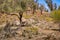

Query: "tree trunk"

xmin=33 ymin=9 xmax=35 ymax=14
xmin=41 ymin=10 xmax=42 ymax=15
xmin=33 ymin=10 xmax=34 ymax=14
xmin=57 ymin=22 xmax=60 ymax=31
xmin=19 ymin=11 xmax=23 ymax=26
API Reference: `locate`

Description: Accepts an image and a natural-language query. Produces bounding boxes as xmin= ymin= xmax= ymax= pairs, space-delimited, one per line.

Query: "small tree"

xmin=53 ymin=3 xmax=57 ymax=10
xmin=26 ymin=0 xmax=38 ymax=14
xmin=45 ymin=0 xmax=53 ymax=11
xmin=58 ymin=6 xmax=60 ymax=10
xmin=32 ymin=3 xmax=37 ymax=14
xmin=39 ymin=5 xmax=44 ymax=15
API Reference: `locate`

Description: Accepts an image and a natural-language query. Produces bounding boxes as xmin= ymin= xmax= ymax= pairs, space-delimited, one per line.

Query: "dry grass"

xmin=0 ymin=13 xmax=19 ymax=25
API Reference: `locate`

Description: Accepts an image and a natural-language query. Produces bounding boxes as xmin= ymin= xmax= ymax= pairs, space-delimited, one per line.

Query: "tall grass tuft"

xmin=50 ymin=10 xmax=60 ymax=22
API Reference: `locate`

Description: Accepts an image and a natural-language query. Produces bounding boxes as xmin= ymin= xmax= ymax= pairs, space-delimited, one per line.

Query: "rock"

xmin=26 ymin=18 xmax=36 ymax=25
xmin=16 ymin=30 xmax=22 ymax=36
xmin=0 ymin=23 xmax=6 ymax=29
xmin=10 ymin=27 xmax=18 ymax=30
xmin=13 ymin=20 xmax=20 ymax=26
xmin=22 ymin=17 xmax=27 ymax=22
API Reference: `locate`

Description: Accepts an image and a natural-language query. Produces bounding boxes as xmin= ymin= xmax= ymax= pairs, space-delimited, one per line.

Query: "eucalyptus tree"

xmin=31 ymin=0 xmax=39 ymax=14
xmin=54 ymin=3 xmax=57 ymax=10
xmin=58 ymin=6 xmax=60 ymax=10
xmin=25 ymin=0 xmax=36 ymax=14
xmin=53 ymin=3 xmax=57 ymax=10
xmin=45 ymin=0 xmax=53 ymax=11
xmin=39 ymin=5 xmax=44 ymax=15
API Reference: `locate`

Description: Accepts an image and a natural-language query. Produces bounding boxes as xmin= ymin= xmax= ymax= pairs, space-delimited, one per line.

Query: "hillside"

xmin=0 ymin=13 xmax=60 ymax=40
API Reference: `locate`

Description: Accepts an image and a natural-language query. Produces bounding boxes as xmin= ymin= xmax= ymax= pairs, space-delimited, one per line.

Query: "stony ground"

xmin=0 ymin=13 xmax=60 ymax=40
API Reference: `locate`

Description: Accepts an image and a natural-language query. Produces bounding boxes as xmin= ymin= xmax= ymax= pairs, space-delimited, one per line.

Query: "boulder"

xmin=14 ymin=20 xmax=20 ymax=26
xmin=22 ymin=17 xmax=27 ymax=22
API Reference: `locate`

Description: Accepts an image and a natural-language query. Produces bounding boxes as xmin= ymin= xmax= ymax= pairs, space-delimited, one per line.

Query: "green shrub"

xmin=51 ymin=10 xmax=60 ymax=22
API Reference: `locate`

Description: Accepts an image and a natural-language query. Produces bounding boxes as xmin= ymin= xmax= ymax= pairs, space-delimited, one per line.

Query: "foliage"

xmin=22 ymin=27 xmax=39 ymax=38
xmin=23 ymin=13 xmax=32 ymax=19
xmin=45 ymin=0 xmax=53 ymax=11
xmin=24 ymin=27 xmax=38 ymax=34
xmin=45 ymin=17 xmax=53 ymax=22
xmin=39 ymin=5 xmax=44 ymax=14
xmin=51 ymin=10 xmax=60 ymax=22
xmin=58 ymin=6 xmax=60 ymax=10
xmin=0 ymin=0 xmax=36 ymax=13
xmin=53 ymin=3 xmax=57 ymax=10
xmin=0 ymin=0 xmax=39 ymax=14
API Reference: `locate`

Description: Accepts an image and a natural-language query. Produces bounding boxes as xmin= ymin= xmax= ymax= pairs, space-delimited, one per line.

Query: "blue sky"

xmin=37 ymin=0 xmax=60 ymax=11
